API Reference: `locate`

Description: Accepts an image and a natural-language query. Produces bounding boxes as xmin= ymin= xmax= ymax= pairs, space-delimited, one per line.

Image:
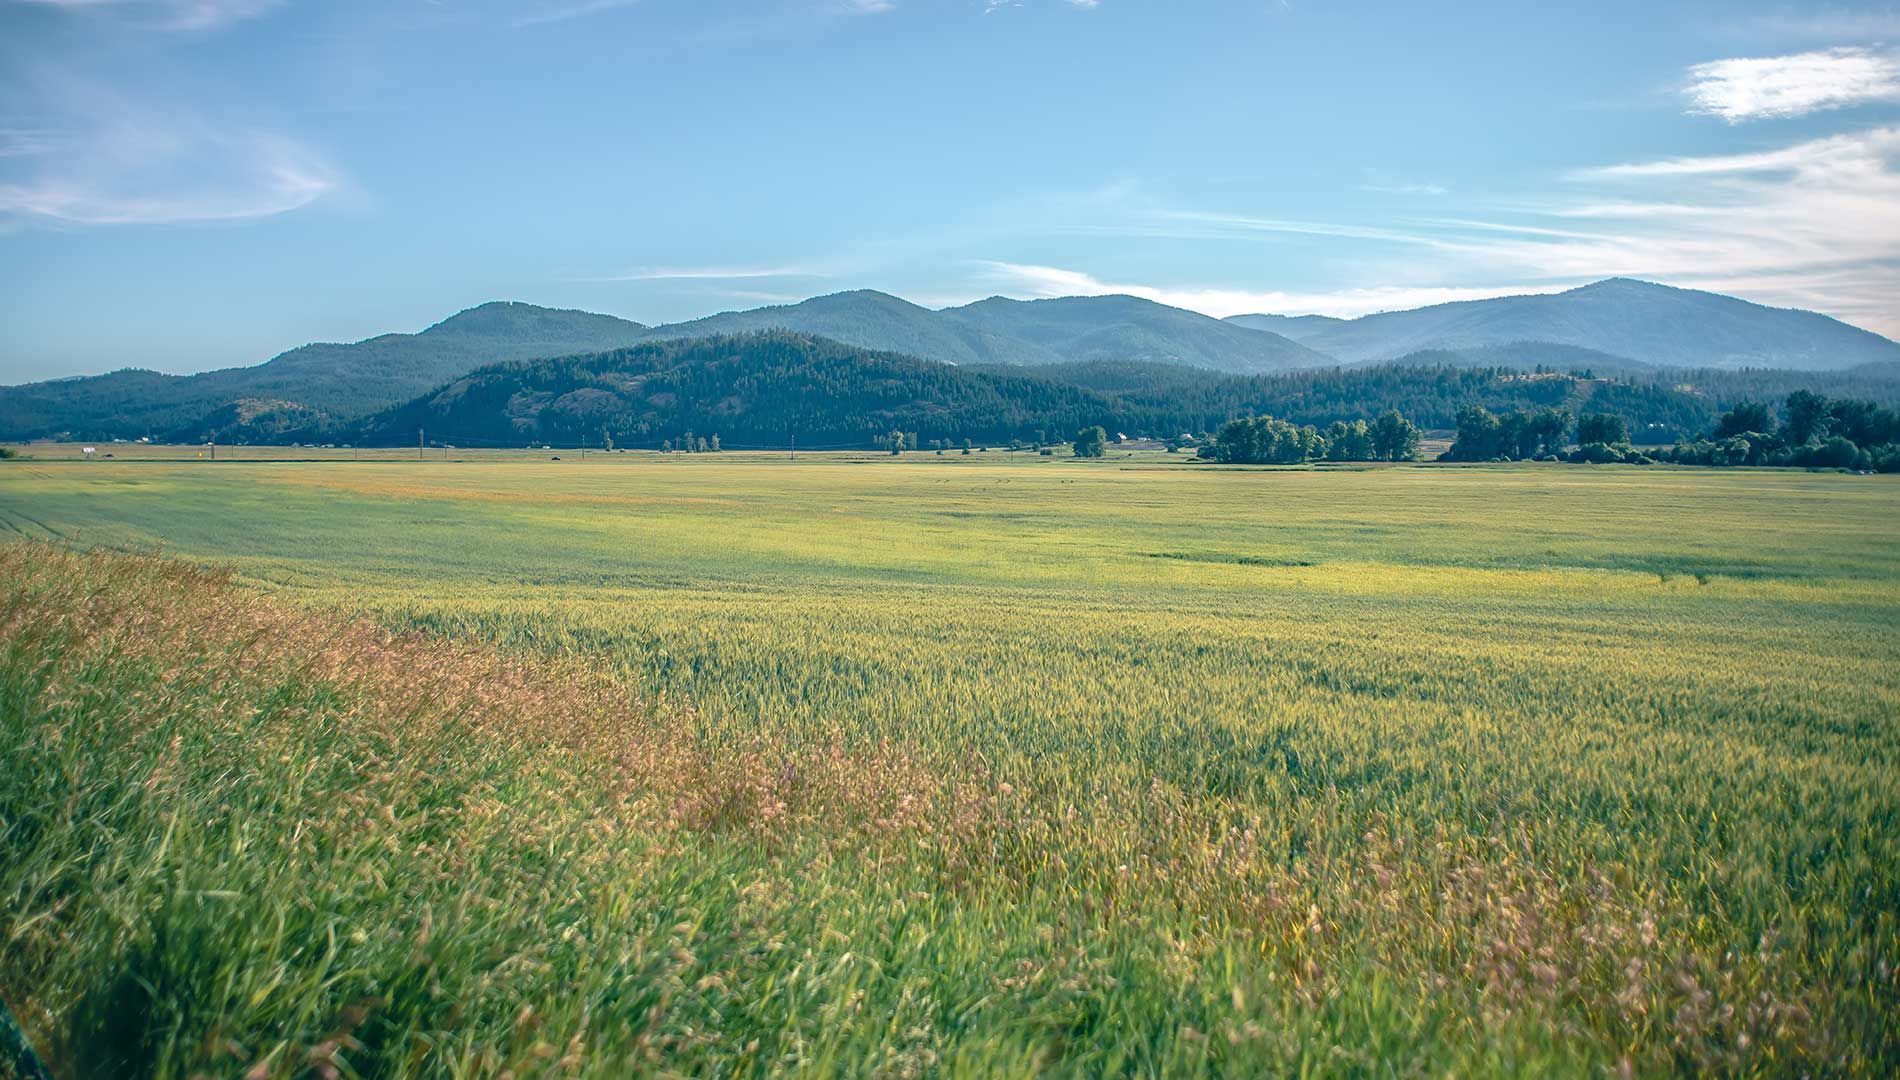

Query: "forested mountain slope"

xmin=0 ymin=302 xmax=652 ymax=440
xmin=357 ymin=331 xmax=1900 ymax=450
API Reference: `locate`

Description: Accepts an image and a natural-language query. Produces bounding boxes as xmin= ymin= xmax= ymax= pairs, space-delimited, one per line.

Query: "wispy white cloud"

xmin=1136 ymin=210 xmax=1447 ymax=247
xmin=516 ymin=0 xmax=886 ymax=24
xmin=1548 ymin=201 xmax=1730 ymax=219
xmin=0 ymin=129 xmax=63 ymax=158
xmin=580 ymin=264 xmax=828 ymax=282
xmin=1579 ymin=128 xmax=1893 ymax=177
xmin=512 ymin=0 xmax=641 ymax=26
xmin=974 ymin=261 xmax=1563 ymax=319
xmin=706 ymin=288 xmax=809 ymax=304
xmin=1361 ymin=182 xmax=1447 ymax=196
xmin=0 ymin=131 xmax=339 ymax=225
xmin=0 ymin=79 xmax=344 ymax=226
xmin=7 ymin=0 xmax=282 ymax=31
xmin=1024 ymin=125 xmax=1900 ymax=335
xmin=984 ymin=0 xmax=1096 ymax=12
xmin=1433 ymin=127 xmax=1900 ymax=333
xmin=1685 ymin=47 xmax=1900 ymax=121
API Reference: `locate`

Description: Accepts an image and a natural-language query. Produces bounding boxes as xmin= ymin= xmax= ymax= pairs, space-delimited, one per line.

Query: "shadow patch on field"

xmin=1493 ymin=553 xmax=1813 ymax=582
xmin=1143 ymin=551 xmax=1317 ymax=568
xmin=1141 ymin=723 xmax=1311 ymax=802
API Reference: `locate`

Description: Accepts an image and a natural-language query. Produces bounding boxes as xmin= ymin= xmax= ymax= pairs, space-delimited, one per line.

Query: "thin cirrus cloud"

xmin=1579 ymin=126 xmax=1898 ymax=177
xmin=516 ymin=0 xmax=898 ymax=23
xmin=0 ymin=88 xmax=345 ymax=226
xmin=1360 ymin=182 xmax=1448 ymax=196
xmin=6 ymin=0 xmax=283 ymax=31
xmin=1426 ymin=127 xmax=1900 ymax=333
xmin=512 ymin=0 xmax=643 ymax=27
xmin=1129 ymin=210 xmax=1451 ymax=249
xmin=580 ymin=265 xmax=829 ymax=282
xmin=1685 ymin=47 xmax=1900 ymax=121
xmin=999 ymin=126 xmax=1900 ymax=334
xmin=1 ymin=1 xmax=341 ymax=227
xmin=986 ymin=1 xmax=1099 ymax=12
xmin=0 ymin=129 xmax=63 ymax=158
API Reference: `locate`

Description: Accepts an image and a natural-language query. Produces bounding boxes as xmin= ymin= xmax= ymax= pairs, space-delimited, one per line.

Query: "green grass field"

xmin=2 ymin=454 xmax=1896 ymax=1076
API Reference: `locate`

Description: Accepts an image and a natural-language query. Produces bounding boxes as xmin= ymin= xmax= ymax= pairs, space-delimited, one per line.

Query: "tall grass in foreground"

xmin=1 ymin=541 xmax=1895 ymax=1076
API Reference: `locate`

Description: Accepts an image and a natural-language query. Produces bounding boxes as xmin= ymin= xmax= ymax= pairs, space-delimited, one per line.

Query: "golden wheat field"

xmin=1 ymin=453 xmax=1896 ymax=1076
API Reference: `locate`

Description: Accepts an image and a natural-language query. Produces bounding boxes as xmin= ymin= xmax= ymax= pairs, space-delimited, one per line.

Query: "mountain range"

xmin=352 ymin=331 xmax=1900 ymax=453
xmin=1226 ymin=279 xmax=1900 ymax=370
xmin=615 ymin=290 xmax=1332 ymax=372
xmin=625 ymin=290 xmax=1059 ymax=367
xmin=940 ymin=294 xmax=1330 ymax=372
xmin=3 ymin=278 xmax=1896 ymax=443
xmin=0 ymin=302 xmax=652 ymax=442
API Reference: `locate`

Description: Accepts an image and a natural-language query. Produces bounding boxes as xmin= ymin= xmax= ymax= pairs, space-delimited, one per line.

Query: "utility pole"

xmin=209 ymin=432 xmax=216 ymax=462
xmin=418 ymin=428 xmax=424 ymax=461
xmin=790 ymin=433 xmax=795 ymax=461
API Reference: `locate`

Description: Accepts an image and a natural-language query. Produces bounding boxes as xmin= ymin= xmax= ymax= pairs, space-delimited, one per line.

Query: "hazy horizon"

xmin=11 ymin=273 xmax=1890 ymax=386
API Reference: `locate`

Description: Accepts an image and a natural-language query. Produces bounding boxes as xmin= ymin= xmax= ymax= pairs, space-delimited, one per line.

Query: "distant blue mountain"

xmin=937 ymin=294 xmax=1330 ymax=374
xmin=0 ymin=301 xmax=651 ymax=440
xmin=1223 ymin=313 xmax=1346 ymax=338
xmin=636 ymin=290 xmax=1061 ymax=367
xmin=1225 ymin=279 xmax=1900 ymax=371
xmin=8 ymin=277 xmax=1898 ymax=443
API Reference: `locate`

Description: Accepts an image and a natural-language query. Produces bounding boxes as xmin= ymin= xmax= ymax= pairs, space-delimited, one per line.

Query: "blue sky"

xmin=2 ymin=0 xmax=1898 ymax=380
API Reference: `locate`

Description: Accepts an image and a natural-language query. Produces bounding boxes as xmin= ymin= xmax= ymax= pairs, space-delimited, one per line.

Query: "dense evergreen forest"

xmin=18 ymin=329 xmax=1900 ymax=454
xmin=354 ymin=333 xmax=1117 ymax=450
xmin=343 ymin=332 xmax=1899 ymax=453
xmin=1015 ymin=360 xmax=1900 ymax=444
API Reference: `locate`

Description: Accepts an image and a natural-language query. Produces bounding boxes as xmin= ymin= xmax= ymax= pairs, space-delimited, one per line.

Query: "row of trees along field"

xmin=1659 ymin=390 xmax=1900 ymax=470
xmin=1443 ymin=406 xmax=1582 ymax=462
xmin=1169 ymin=390 xmax=1899 ymax=471
xmin=1437 ymin=391 xmax=1900 ymax=470
xmin=1191 ymin=411 xmax=1424 ymax=464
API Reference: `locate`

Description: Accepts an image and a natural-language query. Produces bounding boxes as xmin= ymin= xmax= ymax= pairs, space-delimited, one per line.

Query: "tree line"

xmin=1435 ymin=392 xmax=1899 ymax=470
xmin=1169 ymin=389 xmax=1898 ymax=472
xmin=1191 ymin=411 xmax=1423 ymax=464
xmin=1017 ymin=360 xmax=1900 ymax=446
xmin=1657 ymin=391 xmax=1900 ymax=470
